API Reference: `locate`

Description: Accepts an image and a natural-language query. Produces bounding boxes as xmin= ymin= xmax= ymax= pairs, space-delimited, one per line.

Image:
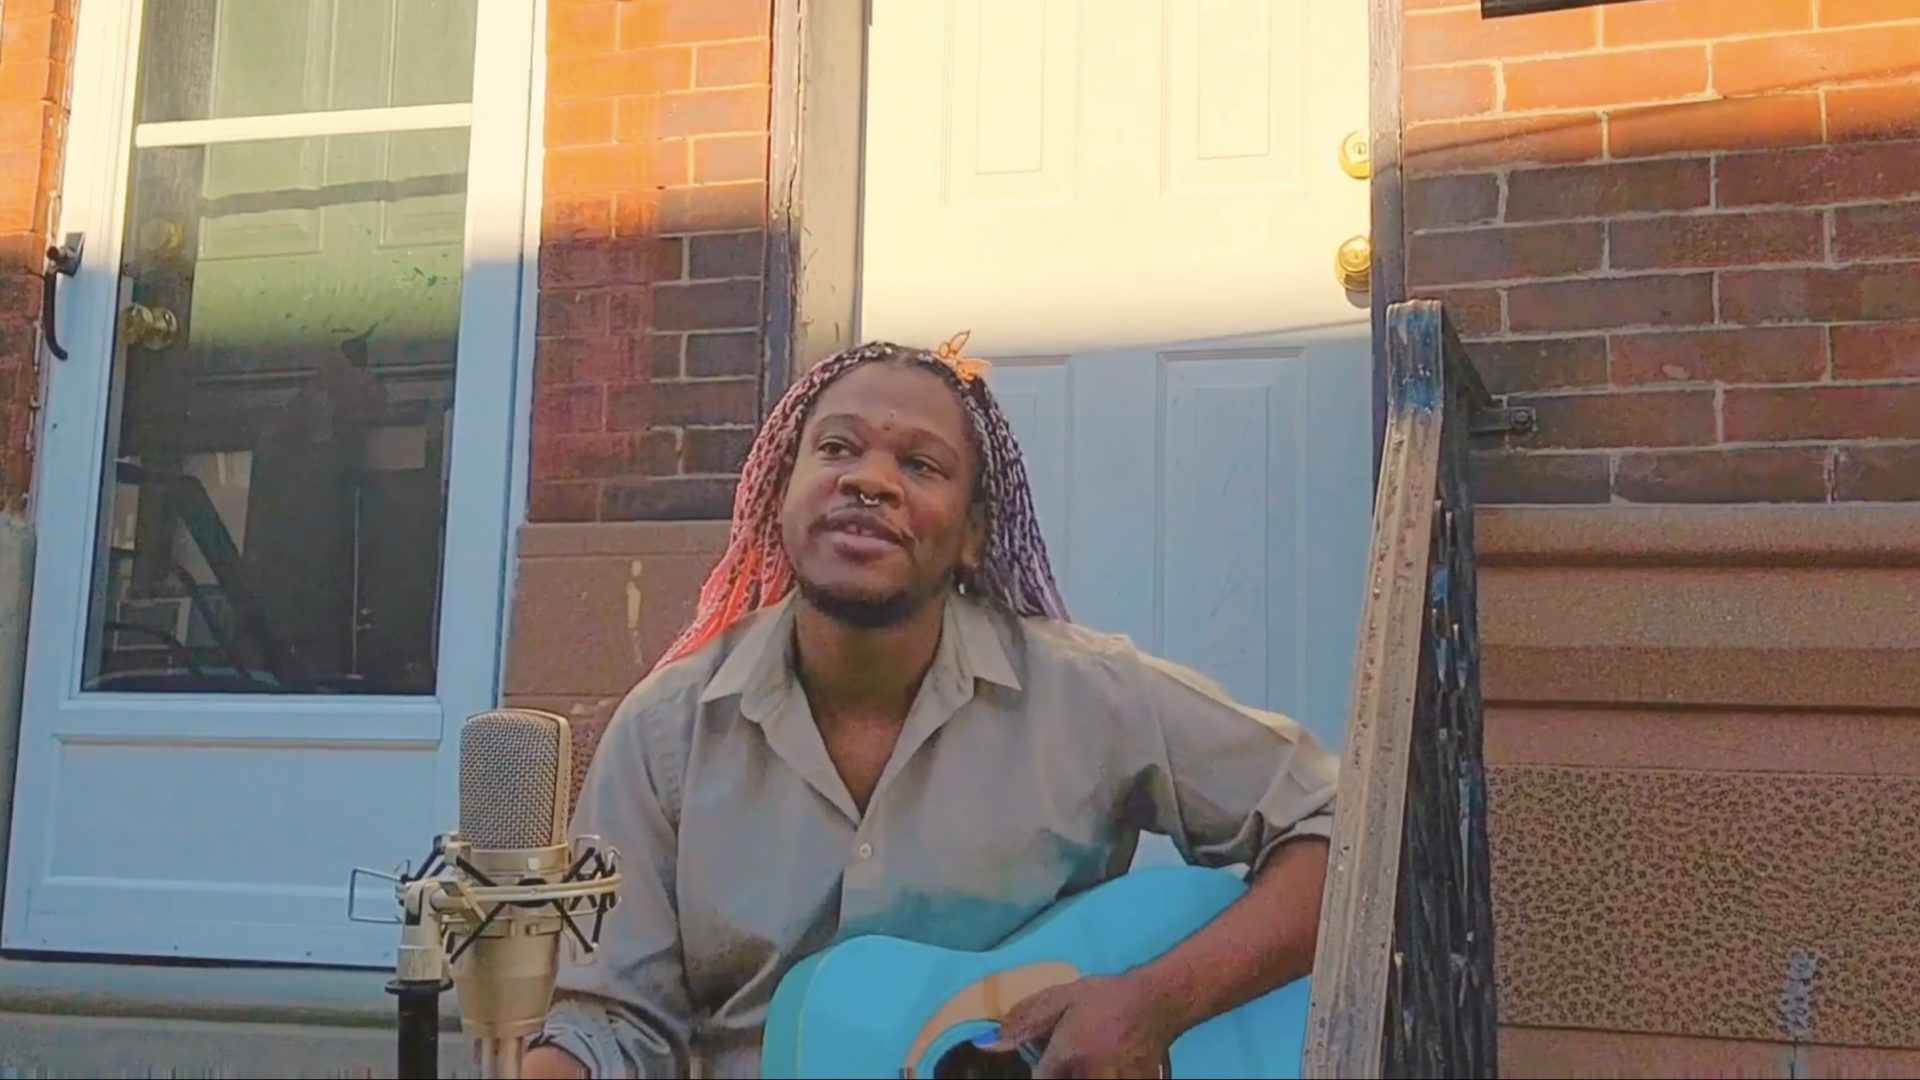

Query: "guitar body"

xmin=761 ymin=865 xmax=1310 ymax=1078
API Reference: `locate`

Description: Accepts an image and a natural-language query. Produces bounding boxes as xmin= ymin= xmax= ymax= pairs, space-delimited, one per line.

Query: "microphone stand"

xmin=390 ymin=876 xmax=452 ymax=1080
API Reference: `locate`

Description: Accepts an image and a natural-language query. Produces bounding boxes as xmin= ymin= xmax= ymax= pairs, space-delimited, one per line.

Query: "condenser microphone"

xmin=350 ymin=708 xmax=622 ymax=1080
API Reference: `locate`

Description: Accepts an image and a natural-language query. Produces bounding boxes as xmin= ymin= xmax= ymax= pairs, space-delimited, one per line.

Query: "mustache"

xmin=813 ymin=505 xmax=908 ymax=545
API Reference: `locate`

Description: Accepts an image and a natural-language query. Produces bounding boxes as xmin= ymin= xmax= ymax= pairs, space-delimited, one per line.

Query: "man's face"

xmin=779 ymin=362 xmax=985 ymax=629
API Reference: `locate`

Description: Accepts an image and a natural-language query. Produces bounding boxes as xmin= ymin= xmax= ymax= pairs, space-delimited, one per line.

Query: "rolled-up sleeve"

xmin=1119 ymin=648 xmax=1340 ymax=873
xmin=532 ymin=692 xmax=695 ymax=1078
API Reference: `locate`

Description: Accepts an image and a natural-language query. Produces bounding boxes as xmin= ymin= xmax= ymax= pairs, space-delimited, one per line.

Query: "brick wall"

xmin=1406 ymin=0 xmax=1920 ymax=505
xmin=532 ymin=0 xmax=773 ymax=524
xmin=0 ymin=0 xmax=75 ymax=512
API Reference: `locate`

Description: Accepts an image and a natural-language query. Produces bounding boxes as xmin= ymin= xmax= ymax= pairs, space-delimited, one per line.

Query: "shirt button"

xmin=856 ymin=842 xmax=874 ymax=859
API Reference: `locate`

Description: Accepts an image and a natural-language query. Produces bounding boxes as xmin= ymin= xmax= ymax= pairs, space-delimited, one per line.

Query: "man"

xmin=525 ymin=339 xmax=1340 ymax=1079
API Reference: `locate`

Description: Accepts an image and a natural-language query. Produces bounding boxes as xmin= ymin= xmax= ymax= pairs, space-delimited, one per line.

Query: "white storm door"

xmin=5 ymin=0 xmax=537 ymax=966
xmin=860 ymin=0 xmax=1375 ymax=758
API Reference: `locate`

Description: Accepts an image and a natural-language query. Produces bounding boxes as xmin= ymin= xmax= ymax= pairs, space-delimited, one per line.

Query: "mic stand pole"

xmin=390 ymin=877 xmax=451 ymax=1080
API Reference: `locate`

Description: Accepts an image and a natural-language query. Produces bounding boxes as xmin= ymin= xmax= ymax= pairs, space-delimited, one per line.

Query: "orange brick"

xmin=1603 ymin=0 xmax=1811 ymax=46
xmin=1504 ymin=46 xmax=1707 ymax=111
xmin=546 ymin=98 xmax=613 ymax=148
xmin=1406 ymin=113 xmax=1603 ymax=173
xmin=1608 ymin=93 xmax=1822 ymax=158
xmin=547 ymin=48 xmax=691 ymax=100
xmin=0 ymin=100 xmax=49 ymax=146
xmin=544 ymin=143 xmax=649 ymax=196
xmin=619 ymin=0 xmax=770 ymax=49
xmin=693 ymin=134 xmax=768 ymax=184
xmin=0 ymin=59 xmax=57 ymax=102
xmin=543 ymin=196 xmax=614 ymax=242
xmin=1405 ymin=64 xmax=1496 ymax=122
xmin=547 ymin=1 xmax=616 ymax=58
xmin=657 ymin=87 xmax=768 ymax=137
xmin=0 ymin=14 xmax=57 ymax=64
xmin=1820 ymin=0 xmax=1920 ymax=26
xmin=1715 ymin=25 xmax=1920 ymax=97
xmin=1405 ymin=5 xmax=1596 ymax=66
xmin=1610 ymin=211 xmax=1825 ymax=270
xmin=1828 ymin=84 xmax=1920 ymax=141
xmin=615 ymin=96 xmax=652 ymax=143
xmin=696 ymin=40 xmax=771 ymax=88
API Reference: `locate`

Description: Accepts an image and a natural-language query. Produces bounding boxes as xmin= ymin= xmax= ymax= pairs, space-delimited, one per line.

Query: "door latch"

xmin=42 ymin=233 xmax=84 ymax=361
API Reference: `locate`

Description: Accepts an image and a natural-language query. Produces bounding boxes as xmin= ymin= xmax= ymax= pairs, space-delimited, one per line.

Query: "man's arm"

xmin=526 ymin=692 xmax=699 ymax=1078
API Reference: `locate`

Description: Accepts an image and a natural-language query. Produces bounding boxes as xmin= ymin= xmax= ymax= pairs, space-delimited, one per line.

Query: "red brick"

xmin=1471 ymin=451 xmax=1612 ymax=504
xmin=1407 ymin=174 xmax=1498 ymax=229
xmin=1611 ymin=211 xmax=1825 ymax=271
xmin=1615 ymin=447 xmax=1829 ymax=502
xmin=1404 ymin=65 xmax=1497 ymax=123
xmin=1509 ymin=274 xmax=1714 ymax=333
xmin=1714 ymin=25 xmax=1920 ymax=97
xmin=696 ymin=39 xmax=771 ymax=88
xmin=683 ymin=426 xmax=755 ymax=474
xmin=1820 ymin=0 xmax=1920 ymax=25
xmin=1722 ymin=263 xmax=1920 ymax=323
xmin=657 ymin=182 xmax=765 ymax=233
xmin=536 ymin=335 xmax=632 ymax=385
xmin=1605 ymin=0 xmax=1812 ymax=44
xmin=686 ymin=331 xmax=762 ymax=377
xmin=620 ymin=128 xmax=688 ymax=185
xmin=619 ymin=0 xmax=769 ymax=48
xmin=657 ymin=87 xmax=768 ymax=137
xmin=533 ymin=384 xmax=606 ymax=435
xmin=1471 ymin=337 xmax=1609 ymax=394
xmin=614 ymin=191 xmax=658 ymax=238
xmin=538 ymin=237 xmax=664 ymax=288
xmin=1505 ymin=159 xmax=1711 ymax=222
xmin=648 ymin=236 xmax=685 ymax=281
xmin=1827 ymin=84 xmax=1920 ymax=142
xmin=1505 ymin=47 xmax=1708 ymax=112
xmin=1513 ymin=388 xmax=1718 ymax=449
xmin=652 ymin=274 xmax=756 ymax=330
xmin=1407 ymin=113 xmax=1604 ymax=173
xmin=1718 ymin=141 xmax=1920 ymax=206
xmin=1725 ymin=383 xmax=1920 ymax=440
xmin=1427 ymin=287 xmax=1504 ymax=337
xmin=1610 ymin=327 xmax=1829 ymax=385
xmin=638 ymin=334 xmax=685 ymax=379
xmin=1834 ymin=443 xmax=1920 ymax=500
xmin=1834 ymin=203 xmax=1920 ymax=261
xmin=547 ymin=2 xmax=616 ymax=58
xmin=547 ymin=48 xmax=692 ymax=100
xmin=543 ymin=196 xmax=614 ymax=241
xmin=1609 ymin=93 xmax=1824 ymax=158
xmin=601 ymin=476 xmax=738 ymax=521
xmin=693 ymin=133 xmax=768 ymax=183
xmin=537 ymin=290 xmax=611 ymax=337
xmin=1405 ymin=5 xmax=1596 ymax=65
xmin=1408 ymin=222 xmax=1603 ymax=287
xmin=546 ymin=98 xmax=613 ymax=147
xmin=609 ymin=288 xmax=652 ymax=334
xmin=645 ymin=378 xmax=759 ymax=426
xmin=539 ymin=430 xmax=678 ymax=479
xmin=688 ymin=232 xmax=763 ymax=279
xmin=544 ymin=144 xmax=648 ymax=195
xmin=529 ymin=480 xmax=600 ymax=522
xmin=1831 ymin=323 xmax=1920 ymax=379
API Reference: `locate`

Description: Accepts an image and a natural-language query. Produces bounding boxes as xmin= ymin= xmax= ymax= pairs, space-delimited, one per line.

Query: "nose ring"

xmin=856 ymin=492 xmax=881 ymax=508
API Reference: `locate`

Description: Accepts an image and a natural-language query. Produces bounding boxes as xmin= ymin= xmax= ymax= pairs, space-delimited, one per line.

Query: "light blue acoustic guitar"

xmin=761 ymin=864 xmax=1311 ymax=1078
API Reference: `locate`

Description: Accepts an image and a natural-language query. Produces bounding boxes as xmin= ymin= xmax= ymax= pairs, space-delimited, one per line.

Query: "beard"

xmin=793 ymin=571 xmax=945 ymax=630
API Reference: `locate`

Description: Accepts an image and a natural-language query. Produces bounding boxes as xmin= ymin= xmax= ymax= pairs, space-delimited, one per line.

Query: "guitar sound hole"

xmin=931 ymin=1042 xmax=1033 ymax=1079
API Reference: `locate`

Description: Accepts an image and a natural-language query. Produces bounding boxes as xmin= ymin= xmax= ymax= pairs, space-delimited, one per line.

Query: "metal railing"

xmin=1304 ymin=299 xmax=1530 ymax=1078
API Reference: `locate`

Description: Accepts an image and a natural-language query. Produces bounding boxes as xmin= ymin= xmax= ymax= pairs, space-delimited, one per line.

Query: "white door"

xmin=860 ymin=0 xmax=1374 ymax=817
xmin=5 ymin=0 xmax=536 ymax=966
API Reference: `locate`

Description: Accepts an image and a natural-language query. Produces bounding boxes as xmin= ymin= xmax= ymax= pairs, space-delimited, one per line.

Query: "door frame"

xmin=7 ymin=0 xmax=542 ymax=962
xmin=762 ymin=0 xmax=1409 ymax=472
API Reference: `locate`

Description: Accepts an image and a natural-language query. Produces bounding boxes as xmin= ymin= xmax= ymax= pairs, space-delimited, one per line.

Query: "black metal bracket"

xmin=42 ymin=233 xmax=83 ymax=361
xmin=1468 ymin=402 xmax=1537 ymax=438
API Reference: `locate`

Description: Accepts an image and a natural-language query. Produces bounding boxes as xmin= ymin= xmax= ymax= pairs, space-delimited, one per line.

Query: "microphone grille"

xmin=459 ymin=708 xmax=573 ymax=849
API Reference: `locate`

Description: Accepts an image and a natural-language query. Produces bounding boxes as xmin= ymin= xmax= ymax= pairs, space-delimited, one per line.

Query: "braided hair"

xmin=656 ymin=338 xmax=1069 ymax=668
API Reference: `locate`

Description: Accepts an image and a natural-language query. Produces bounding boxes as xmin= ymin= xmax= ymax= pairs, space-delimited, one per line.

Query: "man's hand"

xmin=984 ymin=973 xmax=1184 ymax=1079
xmin=522 ymin=1045 xmax=590 ymax=1079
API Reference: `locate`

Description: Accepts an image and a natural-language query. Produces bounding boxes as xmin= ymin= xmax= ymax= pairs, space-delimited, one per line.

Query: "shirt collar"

xmin=696 ymin=589 xmax=1023 ymax=721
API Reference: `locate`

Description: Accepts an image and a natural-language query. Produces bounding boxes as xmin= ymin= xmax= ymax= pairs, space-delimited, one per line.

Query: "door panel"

xmin=861 ymin=0 xmax=1373 ymax=870
xmin=7 ymin=0 xmax=533 ymax=965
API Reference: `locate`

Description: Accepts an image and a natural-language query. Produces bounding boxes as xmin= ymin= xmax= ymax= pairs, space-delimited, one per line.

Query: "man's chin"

xmin=794 ymin=576 xmax=931 ymax=630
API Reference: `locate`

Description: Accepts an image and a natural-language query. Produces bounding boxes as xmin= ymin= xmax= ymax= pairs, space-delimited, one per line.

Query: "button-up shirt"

xmin=536 ymin=591 xmax=1340 ymax=1078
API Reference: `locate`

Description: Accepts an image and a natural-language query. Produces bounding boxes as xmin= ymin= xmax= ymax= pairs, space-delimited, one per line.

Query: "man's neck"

xmin=793 ymin=593 xmax=948 ymax=726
